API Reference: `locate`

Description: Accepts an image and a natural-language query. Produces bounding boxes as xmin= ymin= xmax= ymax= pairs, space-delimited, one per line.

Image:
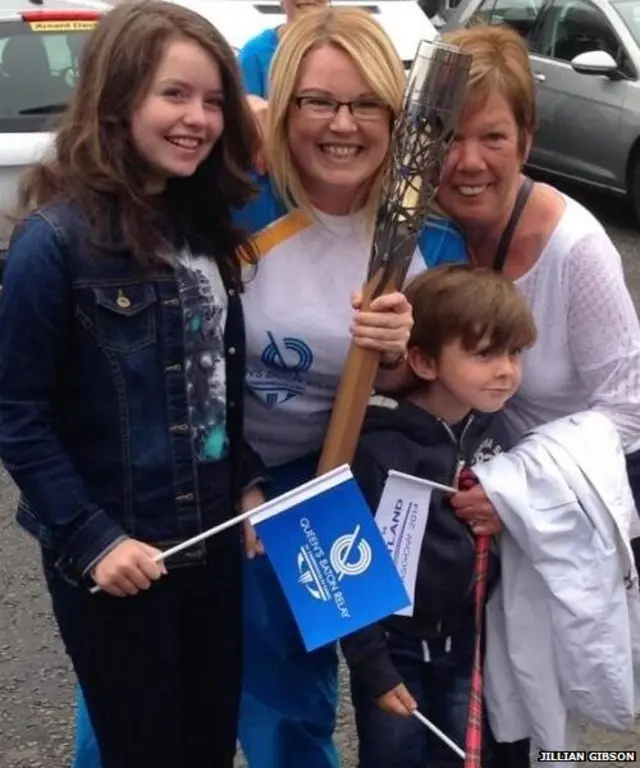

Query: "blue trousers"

xmin=352 ymin=612 xmax=495 ymax=768
xmin=351 ymin=623 xmax=477 ymax=768
xmin=239 ymin=454 xmax=340 ymax=768
xmin=73 ymin=687 xmax=101 ymax=768
xmin=72 ymin=454 xmax=340 ymax=768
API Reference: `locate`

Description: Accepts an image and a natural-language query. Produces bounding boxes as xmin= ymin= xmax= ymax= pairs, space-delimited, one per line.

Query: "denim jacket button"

xmin=228 ymin=288 xmax=236 ymax=297
xmin=228 ymin=347 xmax=236 ymax=355
xmin=228 ymin=401 xmax=236 ymax=410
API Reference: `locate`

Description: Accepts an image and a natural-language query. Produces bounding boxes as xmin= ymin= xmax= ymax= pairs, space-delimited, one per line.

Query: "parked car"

xmin=165 ymin=0 xmax=438 ymax=69
xmin=442 ymin=0 xmax=640 ymax=219
xmin=0 ymin=0 xmax=109 ymax=253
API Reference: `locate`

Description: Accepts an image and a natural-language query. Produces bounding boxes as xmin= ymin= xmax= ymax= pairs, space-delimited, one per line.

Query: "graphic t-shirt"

xmin=175 ymin=249 xmax=229 ymax=462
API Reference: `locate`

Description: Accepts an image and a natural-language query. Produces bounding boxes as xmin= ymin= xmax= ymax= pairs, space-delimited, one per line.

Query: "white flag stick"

xmin=89 ymin=502 xmax=268 ymax=595
xmin=419 ymin=478 xmax=458 ymax=494
xmin=412 ymin=710 xmax=466 ymax=759
xmin=89 ymin=465 xmax=354 ymax=595
xmin=387 ymin=470 xmax=457 ymax=495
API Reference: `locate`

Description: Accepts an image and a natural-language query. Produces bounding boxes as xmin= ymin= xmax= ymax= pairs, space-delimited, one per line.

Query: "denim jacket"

xmin=0 ymin=202 xmax=264 ymax=584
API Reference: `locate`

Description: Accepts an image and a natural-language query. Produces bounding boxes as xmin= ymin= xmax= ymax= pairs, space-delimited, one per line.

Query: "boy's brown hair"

xmin=404 ymin=265 xmax=537 ymax=359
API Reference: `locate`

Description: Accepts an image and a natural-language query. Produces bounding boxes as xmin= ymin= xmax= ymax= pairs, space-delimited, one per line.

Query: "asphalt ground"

xmin=1 ymin=178 xmax=640 ymax=767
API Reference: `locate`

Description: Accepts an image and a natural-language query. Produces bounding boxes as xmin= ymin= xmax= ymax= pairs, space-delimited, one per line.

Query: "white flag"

xmin=374 ymin=470 xmax=437 ymax=617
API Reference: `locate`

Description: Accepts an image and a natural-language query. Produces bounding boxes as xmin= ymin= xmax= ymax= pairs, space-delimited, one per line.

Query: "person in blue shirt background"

xmin=238 ymin=0 xmax=329 ymax=97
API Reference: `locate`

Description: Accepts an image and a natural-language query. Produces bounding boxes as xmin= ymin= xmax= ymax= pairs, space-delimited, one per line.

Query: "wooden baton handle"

xmin=317 ymin=269 xmax=395 ymax=475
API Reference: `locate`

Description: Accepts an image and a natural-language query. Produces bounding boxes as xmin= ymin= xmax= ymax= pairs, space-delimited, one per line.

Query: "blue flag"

xmin=251 ymin=465 xmax=411 ymax=651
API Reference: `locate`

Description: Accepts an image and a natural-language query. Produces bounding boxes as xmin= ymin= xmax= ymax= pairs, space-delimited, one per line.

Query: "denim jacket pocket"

xmin=91 ymin=283 xmax=158 ymax=353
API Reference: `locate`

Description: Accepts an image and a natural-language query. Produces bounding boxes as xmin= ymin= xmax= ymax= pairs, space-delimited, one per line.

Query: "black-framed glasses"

xmin=293 ymin=95 xmax=389 ymax=121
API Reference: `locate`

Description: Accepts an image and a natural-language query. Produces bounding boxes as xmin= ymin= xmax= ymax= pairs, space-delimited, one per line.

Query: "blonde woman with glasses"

xmin=234 ymin=7 xmax=468 ymax=768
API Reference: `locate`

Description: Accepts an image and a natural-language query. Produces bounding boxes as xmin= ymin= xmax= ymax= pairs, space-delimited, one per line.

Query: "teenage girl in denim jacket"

xmin=0 ymin=3 xmax=266 ymax=766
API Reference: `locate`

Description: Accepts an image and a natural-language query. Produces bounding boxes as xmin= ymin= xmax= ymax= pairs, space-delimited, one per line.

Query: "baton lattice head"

xmin=369 ymin=41 xmax=471 ymax=294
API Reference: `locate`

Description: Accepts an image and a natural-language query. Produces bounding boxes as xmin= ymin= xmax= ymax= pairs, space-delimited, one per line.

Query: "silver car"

xmin=442 ymin=0 xmax=640 ymax=219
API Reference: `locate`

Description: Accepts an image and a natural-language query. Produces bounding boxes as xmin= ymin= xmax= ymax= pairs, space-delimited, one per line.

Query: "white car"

xmin=0 ymin=0 xmax=436 ymax=254
xmin=166 ymin=0 xmax=438 ymax=67
xmin=0 ymin=0 xmax=110 ymax=252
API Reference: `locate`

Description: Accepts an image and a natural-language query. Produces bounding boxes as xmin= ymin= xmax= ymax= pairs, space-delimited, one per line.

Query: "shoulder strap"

xmin=492 ymin=177 xmax=534 ymax=272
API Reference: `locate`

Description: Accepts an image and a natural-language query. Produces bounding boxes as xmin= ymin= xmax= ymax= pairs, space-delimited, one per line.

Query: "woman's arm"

xmin=565 ymin=231 xmax=640 ymax=451
xmin=0 ymin=216 xmax=127 ymax=577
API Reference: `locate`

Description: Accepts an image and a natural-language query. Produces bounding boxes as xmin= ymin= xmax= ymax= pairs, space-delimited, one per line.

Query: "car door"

xmin=527 ymin=0 xmax=628 ymax=186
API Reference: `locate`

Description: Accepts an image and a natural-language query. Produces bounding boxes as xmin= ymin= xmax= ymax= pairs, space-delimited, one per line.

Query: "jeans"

xmin=48 ymin=534 xmax=242 ymax=768
xmin=351 ymin=613 xmax=493 ymax=768
xmin=239 ymin=453 xmax=340 ymax=768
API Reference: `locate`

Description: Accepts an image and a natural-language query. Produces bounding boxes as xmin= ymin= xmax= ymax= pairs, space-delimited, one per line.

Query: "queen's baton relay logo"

xmin=247 ymin=332 xmax=314 ymax=406
xmin=297 ymin=519 xmax=372 ymax=619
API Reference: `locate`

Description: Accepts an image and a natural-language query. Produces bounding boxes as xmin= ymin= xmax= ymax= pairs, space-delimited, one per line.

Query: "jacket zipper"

xmin=439 ymin=415 xmax=479 ymax=611
xmin=439 ymin=415 xmax=474 ymax=490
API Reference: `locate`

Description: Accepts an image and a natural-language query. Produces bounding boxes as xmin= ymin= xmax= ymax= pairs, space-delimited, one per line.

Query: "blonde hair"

xmin=266 ymin=6 xmax=405 ymax=229
xmin=440 ymin=24 xmax=537 ymax=153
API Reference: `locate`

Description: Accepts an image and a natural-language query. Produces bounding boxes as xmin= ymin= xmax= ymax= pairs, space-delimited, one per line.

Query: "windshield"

xmin=612 ymin=0 xmax=640 ymax=46
xmin=0 ymin=20 xmax=95 ymax=133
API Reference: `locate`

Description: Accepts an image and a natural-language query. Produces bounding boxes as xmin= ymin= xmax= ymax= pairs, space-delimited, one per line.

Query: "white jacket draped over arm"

xmin=473 ymin=411 xmax=640 ymax=751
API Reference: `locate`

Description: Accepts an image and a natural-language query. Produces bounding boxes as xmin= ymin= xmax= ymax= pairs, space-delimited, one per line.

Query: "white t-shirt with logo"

xmin=241 ymin=209 xmax=429 ymax=467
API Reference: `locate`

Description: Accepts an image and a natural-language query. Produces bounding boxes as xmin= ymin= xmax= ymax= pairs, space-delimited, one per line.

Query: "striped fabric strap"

xmin=458 ymin=467 xmax=492 ymax=768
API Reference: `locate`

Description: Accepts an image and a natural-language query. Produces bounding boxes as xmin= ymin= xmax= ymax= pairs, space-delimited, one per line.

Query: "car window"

xmin=0 ymin=21 xmax=95 ymax=133
xmin=532 ymin=0 xmax=633 ymax=75
xmin=469 ymin=0 xmax=543 ymax=39
xmin=612 ymin=0 xmax=640 ymax=49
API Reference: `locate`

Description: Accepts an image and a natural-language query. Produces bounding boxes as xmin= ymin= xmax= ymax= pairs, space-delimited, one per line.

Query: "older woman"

xmin=434 ymin=24 xmax=640 ymax=536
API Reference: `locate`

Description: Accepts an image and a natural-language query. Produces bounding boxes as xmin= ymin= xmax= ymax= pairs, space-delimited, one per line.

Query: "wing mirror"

xmin=571 ymin=49 xmax=619 ymax=77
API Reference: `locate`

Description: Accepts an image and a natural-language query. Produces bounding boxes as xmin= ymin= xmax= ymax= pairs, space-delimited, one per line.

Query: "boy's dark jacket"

xmin=342 ymin=396 xmax=510 ymax=701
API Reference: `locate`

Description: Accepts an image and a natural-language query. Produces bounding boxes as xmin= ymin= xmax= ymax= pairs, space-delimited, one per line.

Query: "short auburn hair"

xmin=440 ymin=24 xmax=537 ymax=153
xmin=404 ymin=265 xmax=536 ymax=359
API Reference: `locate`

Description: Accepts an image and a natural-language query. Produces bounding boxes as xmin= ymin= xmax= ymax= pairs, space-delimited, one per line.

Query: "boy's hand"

xmin=92 ymin=539 xmax=167 ymax=597
xmin=377 ymin=682 xmax=418 ymax=717
xmin=241 ymin=486 xmax=266 ymax=559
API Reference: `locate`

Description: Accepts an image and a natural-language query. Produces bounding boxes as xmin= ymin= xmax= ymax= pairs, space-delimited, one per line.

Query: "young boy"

xmin=343 ymin=265 xmax=537 ymax=768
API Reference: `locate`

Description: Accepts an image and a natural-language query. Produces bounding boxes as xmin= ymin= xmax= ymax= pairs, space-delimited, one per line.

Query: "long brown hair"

xmin=18 ymin=0 xmax=259 ymax=281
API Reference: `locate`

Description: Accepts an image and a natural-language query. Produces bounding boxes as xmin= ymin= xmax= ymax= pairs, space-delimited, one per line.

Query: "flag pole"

xmin=89 ymin=503 xmax=267 ymax=594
